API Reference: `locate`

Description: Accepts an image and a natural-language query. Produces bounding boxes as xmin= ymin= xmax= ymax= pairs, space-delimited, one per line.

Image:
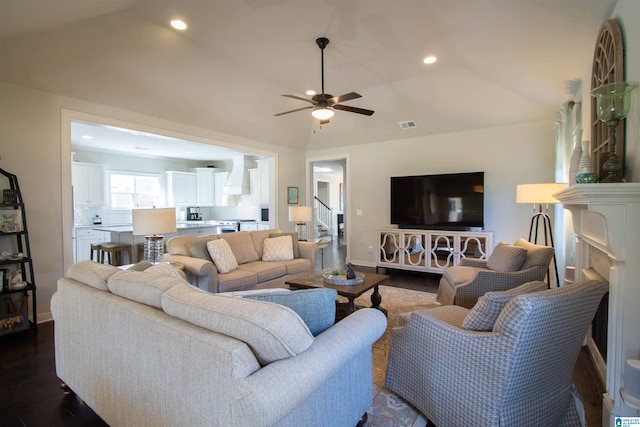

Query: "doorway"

xmin=309 ymin=156 xmax=348 ymax=265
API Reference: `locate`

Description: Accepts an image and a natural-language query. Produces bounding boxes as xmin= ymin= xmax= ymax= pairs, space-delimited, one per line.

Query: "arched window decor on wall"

xmin=591 ymin=19 xmax=624 ymax=180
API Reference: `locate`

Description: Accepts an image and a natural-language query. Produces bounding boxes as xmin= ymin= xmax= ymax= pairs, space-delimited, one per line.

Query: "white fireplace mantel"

xmin=554 ymin=183 xmax=640 ymax=425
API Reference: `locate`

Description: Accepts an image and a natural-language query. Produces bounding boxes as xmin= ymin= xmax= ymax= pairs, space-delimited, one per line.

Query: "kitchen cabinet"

xmin=74 ymin=228 xmax=109 ymax=262
xmin=256 ymin=158 xmax=271 ymax=204
xmin=213 ymin=172 xmax=229 ymax=206
xmin=377 ymin=228 xmax=493 ymax=274
xmin=178 ymin=226 xmax=220 ymax=237
xmin=192 ymin=168 xmax=215 ymax=206
xmin=72 ymin=162 xmax=105 ymax=206
xmin=166 ymin=171 xmax=197 ymax=206
xmin=248 ymin=168 xmax=260 ymax=204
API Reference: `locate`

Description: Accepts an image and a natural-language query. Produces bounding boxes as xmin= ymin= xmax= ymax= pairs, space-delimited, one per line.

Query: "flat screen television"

xmin=390 ymin=172 xmax=484 ymax=230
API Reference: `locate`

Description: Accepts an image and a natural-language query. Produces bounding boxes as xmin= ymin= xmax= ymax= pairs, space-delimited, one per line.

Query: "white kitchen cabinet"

xmin=248 ymin=168 xmax=260 ymax=204
xmin=72 ymin=162 xmax=105 ymax=206
xmin=256 ymin=158 xmax=271 ymax=204
xmin=213 ymin=172 xmax=229 ymax=206
xmin=166 ymin=171 xmax=197 ymax=206
xmin=192 ymin=168 xmax=215 ymax=206
xmin=377 ymin=228 xmax=493 ymax=274
xmin=74 ymin=228 xmax=109 ymax=262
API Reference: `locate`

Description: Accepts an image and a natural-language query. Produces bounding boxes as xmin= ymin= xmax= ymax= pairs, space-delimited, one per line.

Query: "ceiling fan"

xmin=274 ymin=37 xmax=374 ymax=124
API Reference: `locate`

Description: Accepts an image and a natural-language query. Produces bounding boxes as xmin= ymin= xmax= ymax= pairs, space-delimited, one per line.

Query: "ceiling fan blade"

xmin=333 ymin=104 xmax=375 ymax=116
xmin=328 ymin=92 xmax=361 ymax=105
xmin=281 ymin=94 xmax=315 ymax=104
xmin=274 ymin=106 xmax=314 ymax=116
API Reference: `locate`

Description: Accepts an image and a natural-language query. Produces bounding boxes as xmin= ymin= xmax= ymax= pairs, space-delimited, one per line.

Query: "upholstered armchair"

xmin=436 ymin=238 xmax=554 ymax=308
xmin=385 ymin=280 xmax=608 ymax=427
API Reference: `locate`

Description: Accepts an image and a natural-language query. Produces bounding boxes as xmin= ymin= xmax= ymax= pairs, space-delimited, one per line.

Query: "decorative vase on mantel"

xmin=568 ymin=129 xmax=583 ymax=185
xmin=575 ymin=140 xmax=599 ymax=183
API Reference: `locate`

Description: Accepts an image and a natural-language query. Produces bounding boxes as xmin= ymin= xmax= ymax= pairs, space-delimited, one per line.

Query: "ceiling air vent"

xmin=399 ymin=120 xmax=417 ymax=130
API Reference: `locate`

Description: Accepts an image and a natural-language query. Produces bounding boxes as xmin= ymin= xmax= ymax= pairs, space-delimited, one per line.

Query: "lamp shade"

xmin=288 ymin=206 xmax=312 ymax=222
xmin=516 ymin=183 xmax=568 ymax=204
xmin=132 ymin=208 xmax=177 ymax=235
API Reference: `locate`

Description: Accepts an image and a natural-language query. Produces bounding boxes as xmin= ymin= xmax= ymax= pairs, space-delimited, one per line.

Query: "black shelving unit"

xmin=0 ymin=167 xmax=37 ymax=336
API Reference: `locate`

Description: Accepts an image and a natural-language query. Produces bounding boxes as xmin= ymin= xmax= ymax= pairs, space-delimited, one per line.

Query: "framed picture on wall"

xmin=287 ymin=187 xmax=298 ymax=204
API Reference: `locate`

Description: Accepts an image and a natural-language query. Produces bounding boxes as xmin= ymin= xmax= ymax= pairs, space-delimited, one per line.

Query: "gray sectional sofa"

xmin=162 ymin=228 xmax=317 ymax=293
xmin=52 ymin=261 xmax=387 ymax=427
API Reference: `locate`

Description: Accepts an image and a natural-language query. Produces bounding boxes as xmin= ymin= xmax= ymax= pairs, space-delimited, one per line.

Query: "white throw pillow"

xmin=262 ymin=235 xmax=294 ymax=262
xmin=206 ymin=239 xmax=238 ymax=274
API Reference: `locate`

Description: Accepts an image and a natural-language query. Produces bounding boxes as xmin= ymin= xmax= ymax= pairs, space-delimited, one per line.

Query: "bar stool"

xmin=90 ymin=243 xmax=103 ymax=262
xmin=99 ymin=243 xmax=133 ymax=266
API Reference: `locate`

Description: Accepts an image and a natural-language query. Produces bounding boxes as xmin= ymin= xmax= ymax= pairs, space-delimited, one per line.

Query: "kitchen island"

xmin=91 ymin=221 xmax=226 ymax=262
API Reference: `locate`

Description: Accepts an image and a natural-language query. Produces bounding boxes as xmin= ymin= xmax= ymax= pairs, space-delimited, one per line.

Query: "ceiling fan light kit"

xmin=311 ymin=107 xmax=334 ymax=120
xmin=275 ymin=37 xmax=374 ymax=123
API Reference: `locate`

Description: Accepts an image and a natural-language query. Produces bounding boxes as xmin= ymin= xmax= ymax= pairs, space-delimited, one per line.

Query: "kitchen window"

xmin=109 ymin=172 xmax=161 ymax=210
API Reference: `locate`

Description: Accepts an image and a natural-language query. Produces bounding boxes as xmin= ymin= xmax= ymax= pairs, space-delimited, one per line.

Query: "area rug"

xmin=338 ymin=285 xmax=439 ymax=427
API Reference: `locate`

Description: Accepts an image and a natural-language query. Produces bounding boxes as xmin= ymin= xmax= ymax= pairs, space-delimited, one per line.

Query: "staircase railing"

xmin=313 ymin=196 xmax=333 ymax=240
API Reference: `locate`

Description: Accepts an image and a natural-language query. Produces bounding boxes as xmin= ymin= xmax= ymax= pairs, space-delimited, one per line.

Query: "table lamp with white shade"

xmin=516 ymin=182 xmax=568 ymax=286
xmin=288 ymin=206 xmax=313 ymax=241
xmin=132 ymin=207 xmax=177 ymax=264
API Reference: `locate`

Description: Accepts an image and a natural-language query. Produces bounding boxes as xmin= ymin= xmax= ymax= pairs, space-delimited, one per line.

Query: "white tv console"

xmin=377 ymin=228 xmax=493 ymax=274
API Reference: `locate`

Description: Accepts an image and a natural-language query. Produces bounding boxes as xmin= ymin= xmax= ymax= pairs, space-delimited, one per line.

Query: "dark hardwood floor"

xmin=0 ymin=239 xmax=604 ymax=426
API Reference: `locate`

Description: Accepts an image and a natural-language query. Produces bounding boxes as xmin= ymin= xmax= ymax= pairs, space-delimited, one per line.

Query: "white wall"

xmin=307 ymin=120 xmax=557 ymax=266
xmin=0 ymin=81 xmax=306 ymax=322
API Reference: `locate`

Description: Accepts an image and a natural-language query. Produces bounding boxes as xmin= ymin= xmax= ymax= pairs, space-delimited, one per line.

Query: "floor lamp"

xmin=288 ymin=206 xmax=313 ymax=242
xmin=132 ymin=208 xmax=177 ymax=264
xmin=516 ymin=183 xmax=568 ymax=287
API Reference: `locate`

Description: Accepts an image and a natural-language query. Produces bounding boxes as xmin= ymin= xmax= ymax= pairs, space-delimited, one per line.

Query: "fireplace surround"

xmin=554 ymin=183 xmax=640 ymax=425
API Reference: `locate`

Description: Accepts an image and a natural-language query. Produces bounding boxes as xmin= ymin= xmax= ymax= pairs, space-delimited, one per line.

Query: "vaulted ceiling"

xmin=0 ymin=0 xmax=616 ymax=152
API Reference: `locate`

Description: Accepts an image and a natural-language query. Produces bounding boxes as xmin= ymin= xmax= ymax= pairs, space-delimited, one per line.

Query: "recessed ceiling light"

xmin=81 ymin=135 xmax=93 ymax=140
xmin=423 ymin=56 xmax=437 ymax=64
xmin=171 ymin=19 xmax=187 ymax=30
xmin=306 ymin=90 xmax=316 ymax=96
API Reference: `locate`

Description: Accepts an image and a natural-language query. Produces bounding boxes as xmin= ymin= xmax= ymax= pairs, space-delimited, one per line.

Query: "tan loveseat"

xmin=162 ymin=229 xmax=317 ymax=293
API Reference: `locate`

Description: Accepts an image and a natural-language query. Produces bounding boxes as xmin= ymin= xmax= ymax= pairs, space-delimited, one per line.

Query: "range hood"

xmin=224 ymin=156 xmax=251 ymax=195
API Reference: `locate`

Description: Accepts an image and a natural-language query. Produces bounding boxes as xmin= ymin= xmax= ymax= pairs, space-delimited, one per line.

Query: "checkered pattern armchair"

xmin=436 ymin=238 xmax=554 ymax=308
xmin=385 ymin=280 xmax=608 ymax=427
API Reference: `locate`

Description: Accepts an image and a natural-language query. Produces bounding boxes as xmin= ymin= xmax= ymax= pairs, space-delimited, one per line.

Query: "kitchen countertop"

xmin=91 ymin=221 xmax=227 ymax=233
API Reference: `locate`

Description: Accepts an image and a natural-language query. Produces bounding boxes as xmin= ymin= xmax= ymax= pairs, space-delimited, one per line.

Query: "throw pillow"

xmin=486 ymin=242 xmax=527 ymax=272
xmin=188 ymin=236 xmax=214 ymax=262
xmin=244 ymin=288 xmax=337 ymax=336
xmin=262 ymin=235 xmax=294 ymax=262
xmin=206 ymin=239 xmax=238 ymax=274
xmin=269 ymin=232 xmax=300 ymax=258
xmin=462 ymin=280 xmax=549 ymax=331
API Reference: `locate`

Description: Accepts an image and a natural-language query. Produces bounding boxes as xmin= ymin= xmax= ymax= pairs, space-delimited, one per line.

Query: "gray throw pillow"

xmin=269 ymin=232 xmax=300 ymax=258
xmin=245 ymin=288 xmax=337 ymax=336
xmin=486 ymin=242 xmax=527 ymax=272
xmin=188 ymin=237 xmax=213 ymax=262
xmin=462 ymin=280 xmax=548 ymax=331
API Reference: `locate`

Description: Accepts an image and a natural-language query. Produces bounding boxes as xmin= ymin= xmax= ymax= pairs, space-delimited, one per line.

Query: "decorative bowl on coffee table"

xmin=322 ymin=269 xmax=365 ymax=286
